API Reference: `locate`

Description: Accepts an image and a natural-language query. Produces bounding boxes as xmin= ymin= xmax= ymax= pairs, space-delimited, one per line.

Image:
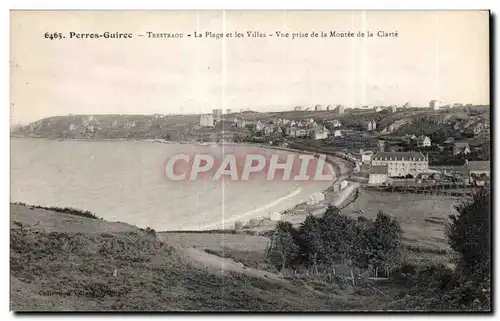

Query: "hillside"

xmin=11 ymin=203 xmax=405 ymax=312
xmin=11 ymin=106 xmax=489 ymax=141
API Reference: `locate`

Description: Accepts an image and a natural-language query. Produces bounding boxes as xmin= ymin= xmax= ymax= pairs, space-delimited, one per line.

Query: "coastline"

xmin=12 ymin=137 xmax=354 ymax=232
xmin=199 ymin=187 xmax=303 ymax=230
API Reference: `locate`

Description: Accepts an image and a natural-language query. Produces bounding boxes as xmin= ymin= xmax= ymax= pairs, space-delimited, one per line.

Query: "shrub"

xmin=12 ymin=202 xmax=101 ymax=220
xmin=447 ymin=188 xmax=490 ymax=279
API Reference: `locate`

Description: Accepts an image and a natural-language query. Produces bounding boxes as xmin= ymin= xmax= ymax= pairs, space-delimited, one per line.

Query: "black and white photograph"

xmin=9 ymin=10 xmax=491 ymax=312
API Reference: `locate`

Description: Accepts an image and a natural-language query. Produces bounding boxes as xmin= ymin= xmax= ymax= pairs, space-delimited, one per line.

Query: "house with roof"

xmin=289 ymin=127 xmax=308 ymax=138
xmin=364 ymin=120 xmax=377 ymax=131
xmin=417 ymin=135 xmax=432 ymax=147
xmin=236 ymin=118 xmax=247 ymax=129
xmin=329 ymin=119 xmax=342 ymax=128
xmin=474 ymin=122 xmax=490 ymax=139
xmin=333 ymin=130 xmax=342 ymax=138
xmin=453 ymin=141 xmax=471 ymax=156
xmin=254 ymin=120 xmax=265 ymax=132
xmin=371 ymin=151 xmax=428 ymax=177
xmin=263 ymin=124 xmax=276 ymax=136
xmin=361 ymin=150 xmax=374 ymax=164
xmin=199 ymin=114 xmax=215 ymax=127
xmin=333 ymin=105 xmax=345 ymax=115
xmin=465 ymin=160 xmax=490 ymax=178
xmin=310 ymin=125 xmax=329 ymax=140
xmin=368 ymin=165 xmax=389 ymax=185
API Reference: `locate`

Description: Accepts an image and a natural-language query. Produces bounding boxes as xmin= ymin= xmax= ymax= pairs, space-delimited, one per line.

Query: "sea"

xmin=11 ymin=138 xmax=334 ymax=230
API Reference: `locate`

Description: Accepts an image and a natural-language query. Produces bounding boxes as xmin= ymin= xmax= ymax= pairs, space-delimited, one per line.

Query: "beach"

xmin=11 ymin=138 xmax=354 ymax=231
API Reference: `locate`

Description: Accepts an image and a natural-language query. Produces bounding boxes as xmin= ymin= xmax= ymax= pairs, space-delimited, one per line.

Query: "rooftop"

xmin=466 ymin=161 xmax=490 ymax=172
xmin=370 ymin=165 xmax=388 ymax=175
xmin=454 ymin=141 xmax=470 ymax=148
xmin=373 ymin=151 xmax=426 ymax=161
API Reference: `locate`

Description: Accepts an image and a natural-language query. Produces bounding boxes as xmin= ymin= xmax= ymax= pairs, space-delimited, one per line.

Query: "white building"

xmin=333 ymin=105 xmax=345 ymax=115
xmin=264 ymin=124 xmax=275 ymax=136
xmin=361 ymin=150 xmax=374 ymax=164
xmin=371 ymin=151 xmax=428 ymax=177
xmin=124 ymin=121 xmax=136 ymax=129
xmin=365 ymin=120 xmax=377 ymax=131
xmin=391 ymin=105 xmax=398 ymax=113
xmin=200 ymin=114 xmax=215 ymax=127
xmin=330 ymin=119 xmax=342 ymax=128
xmin=236 ymin=118 xmax=246 ymax=129
xmin=465 ymin=161 xmax=490 ymax=184
xmin=310 ymin=126 xmax=329 ymax=140
xmin=306 ymin=192 xmax=325 ymax=205
xmin=418 ymin=135 xmax=432 ymax=147
xmin=333 ymin=130 xmax=342 ymax=137
xmin=289 ymin=127 xmax=308 ymax=138
xmin=368 ymin=165 xmax=389 ymax=185
xmin=255 ymin=121 xmax=265 ymax=132
xmin=212 ymin=109 xmax=223 ymax=122
xmin=374 ymin=106 xmax=382 ymax=112
xmin=453 ymin=142 xmax=471 ymax=156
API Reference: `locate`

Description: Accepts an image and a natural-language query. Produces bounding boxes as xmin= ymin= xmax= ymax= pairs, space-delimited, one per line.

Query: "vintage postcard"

xmin=10 ymin=10 xmax=491 ymax=312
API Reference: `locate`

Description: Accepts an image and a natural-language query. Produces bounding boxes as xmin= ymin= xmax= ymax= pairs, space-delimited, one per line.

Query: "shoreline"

xmin=199 ymin=187 xmax=303 ymax=230
xmin=12 ymin=137 xmax=354 ymax=232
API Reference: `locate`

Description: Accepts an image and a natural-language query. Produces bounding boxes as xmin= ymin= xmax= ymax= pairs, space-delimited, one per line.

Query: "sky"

xmin=10 ymin=10 xmax=490 ymax=124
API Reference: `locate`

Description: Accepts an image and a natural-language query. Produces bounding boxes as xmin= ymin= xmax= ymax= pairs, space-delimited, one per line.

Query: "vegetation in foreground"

xmin=10 ymin=223 xmax=341 ymax=311
xmin=10 ymin=188 xmax=490 ymax=311
xmin=267 ymin=188 xmax=491 ymax=311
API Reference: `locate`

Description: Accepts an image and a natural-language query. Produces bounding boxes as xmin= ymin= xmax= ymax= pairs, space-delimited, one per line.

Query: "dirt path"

xmin=180 ymin=247 xmax=289 ymax=285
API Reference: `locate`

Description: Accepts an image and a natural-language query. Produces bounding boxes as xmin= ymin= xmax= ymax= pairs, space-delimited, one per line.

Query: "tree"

xmin=320 ymin=205 xmax=360 ymax=275
xmin=298 ymin=215 xmax=324 ymax=272
xmin=362 ymin=211 xmax=403 ymax=277
xmin=271 ymin=221 xmax=299 ymax=271
xmin=447 ymin=188 xmax=490 ymax=278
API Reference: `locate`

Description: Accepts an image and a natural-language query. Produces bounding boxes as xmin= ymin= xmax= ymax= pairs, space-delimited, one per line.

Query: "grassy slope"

xmin=11 ymin=204 xmax=402 ymax=312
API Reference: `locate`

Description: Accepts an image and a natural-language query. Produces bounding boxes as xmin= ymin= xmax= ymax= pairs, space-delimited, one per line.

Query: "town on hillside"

xmin=13 ymin=101 xmax=491 ymax=190
xmin=11 ymin=101 xmax=491 ymax=312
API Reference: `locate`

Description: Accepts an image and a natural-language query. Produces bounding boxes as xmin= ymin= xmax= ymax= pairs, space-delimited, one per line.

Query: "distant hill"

xmin=12 ymin=114 xmax=201 ymax=140
xmin=11 ymin=105 xmax=489 ymax=141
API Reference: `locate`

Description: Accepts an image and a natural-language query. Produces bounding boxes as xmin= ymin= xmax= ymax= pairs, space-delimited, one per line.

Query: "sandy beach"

xmin=11 ymin=138 xmax=355 ymax=232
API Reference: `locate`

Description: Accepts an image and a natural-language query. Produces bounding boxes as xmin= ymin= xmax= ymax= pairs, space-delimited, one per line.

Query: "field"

xmin=342 ymin=189 xmax=462 ymax=261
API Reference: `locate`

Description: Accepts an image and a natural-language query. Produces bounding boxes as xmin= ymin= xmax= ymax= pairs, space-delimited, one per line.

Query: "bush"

xmin=234 ymin=221 xmax=243 ymax=230
xmin=12 ymin=202 xmax=101 ymax=220
xmin=268 ymin=205 xmax=404 ymax=278
xmin=447 ymin=188 xmax=490 ymax=278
